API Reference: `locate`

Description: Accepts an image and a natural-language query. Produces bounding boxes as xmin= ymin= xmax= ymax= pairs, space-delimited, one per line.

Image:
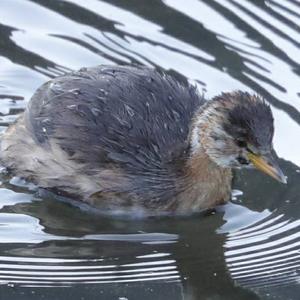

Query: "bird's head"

xmin=191 ymin=91 xmax=286 ymax=183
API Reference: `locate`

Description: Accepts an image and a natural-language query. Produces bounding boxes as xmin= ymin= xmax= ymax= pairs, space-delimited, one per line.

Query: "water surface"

xmin=0 ymin=0 xmax=299 ymax=299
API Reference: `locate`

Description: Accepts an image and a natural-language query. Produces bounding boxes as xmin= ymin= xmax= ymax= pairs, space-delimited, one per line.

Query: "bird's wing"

xmin=26 ymin=65 xmax=203 ymax=175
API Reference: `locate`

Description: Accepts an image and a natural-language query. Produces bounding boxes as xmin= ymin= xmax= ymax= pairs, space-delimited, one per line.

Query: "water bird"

xmin=0 ymin=65 xmax=286 ymax=216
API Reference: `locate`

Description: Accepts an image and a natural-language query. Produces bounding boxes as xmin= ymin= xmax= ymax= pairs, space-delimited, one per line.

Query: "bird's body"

xmin=0 ymin=65 xmax=284 ymax=216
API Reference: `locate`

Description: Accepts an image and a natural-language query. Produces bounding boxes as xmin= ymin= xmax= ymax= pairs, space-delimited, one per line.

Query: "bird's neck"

xmin=170 ymin=102 xmax=232 ymax=213
xmin=174 ymin=149 xmax=232 ymax=213
xmin=188 ymin=98 xmax=233 ymax=166
xmin=189 ymin=100 xmax=214 ymax=157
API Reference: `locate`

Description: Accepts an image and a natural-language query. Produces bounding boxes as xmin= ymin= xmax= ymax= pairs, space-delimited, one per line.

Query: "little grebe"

xmin=0 ymin=65 xmax=286 ymax=216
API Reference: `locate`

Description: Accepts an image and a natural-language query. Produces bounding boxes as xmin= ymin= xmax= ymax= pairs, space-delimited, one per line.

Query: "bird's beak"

xmin=248 ymin=151 xmax=287 ymax=184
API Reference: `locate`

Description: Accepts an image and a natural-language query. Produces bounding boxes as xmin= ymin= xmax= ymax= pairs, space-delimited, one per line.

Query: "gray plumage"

xmin=28 ymin=65 xmax=201 ymax=166
xmin=1 ymin=66 xmax=206 ymax=214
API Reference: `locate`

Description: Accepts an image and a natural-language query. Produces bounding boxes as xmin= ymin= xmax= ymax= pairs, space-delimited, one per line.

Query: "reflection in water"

xmin=1 ymin=183 xmax=298 ymax=299
xmin=0 ymin=0 xmax=299 ymax=299
xmin=221 ymin=203 xmax=300 ymax=298
xmin=0 ymin=255 xmax=179 ymax=287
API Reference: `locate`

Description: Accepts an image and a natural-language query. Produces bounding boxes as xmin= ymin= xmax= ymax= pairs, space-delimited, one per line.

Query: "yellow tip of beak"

xmin=248 ymin=152 xmax=287 ymax=184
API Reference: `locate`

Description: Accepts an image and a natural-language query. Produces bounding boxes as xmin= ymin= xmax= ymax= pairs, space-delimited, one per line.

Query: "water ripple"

xmin=0 ymin=254 xmax=179 ymax=287
xmin=223 ymin=205 xmax=300 ymax=291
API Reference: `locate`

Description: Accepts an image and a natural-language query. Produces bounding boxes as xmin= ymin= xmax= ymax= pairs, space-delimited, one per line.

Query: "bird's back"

xmin=28 ymin=66 xmax=202 ymax=167
xmin=2 ymin=65 xmax=204 ymax=212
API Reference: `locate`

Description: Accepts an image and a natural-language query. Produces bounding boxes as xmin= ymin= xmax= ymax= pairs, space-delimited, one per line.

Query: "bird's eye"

xmin=236 ymin=139 xmax=247 ymax=148
xmin=237 ymin=156 xmax=249 ymax=165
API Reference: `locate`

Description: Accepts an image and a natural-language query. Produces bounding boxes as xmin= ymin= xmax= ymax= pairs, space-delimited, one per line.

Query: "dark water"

xmin=0 ymin=0 xmax=299 ymax=299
